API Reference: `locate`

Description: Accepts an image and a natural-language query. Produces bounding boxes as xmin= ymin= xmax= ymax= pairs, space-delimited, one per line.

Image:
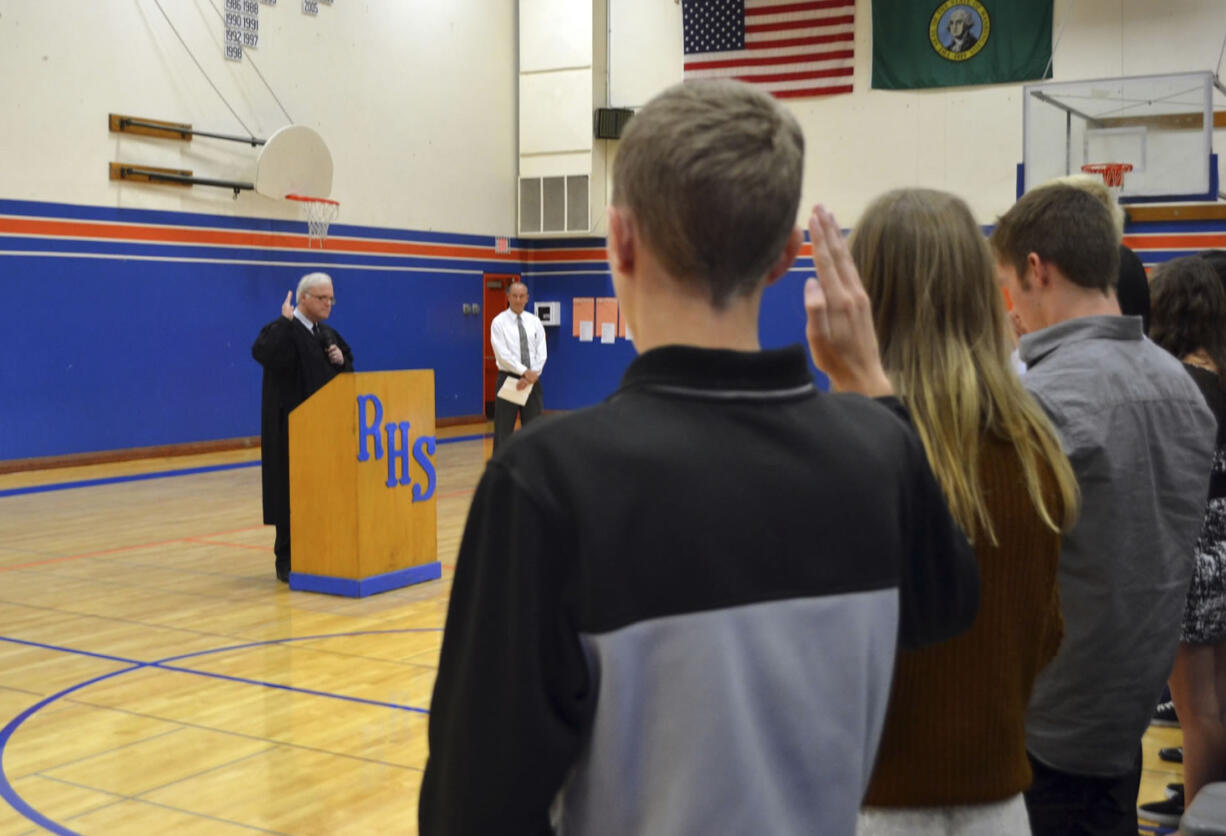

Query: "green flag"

xmin=872 ymin=1 xmax=1052 ymax=90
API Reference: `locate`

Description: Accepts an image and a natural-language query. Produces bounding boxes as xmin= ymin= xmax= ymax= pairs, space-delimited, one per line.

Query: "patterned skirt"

xmin=1184 ymin=494 xmax=1226 ymax=645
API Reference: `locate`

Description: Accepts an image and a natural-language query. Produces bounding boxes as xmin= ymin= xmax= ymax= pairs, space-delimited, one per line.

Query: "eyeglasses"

xmin=306 ymin=293 xmax=336 ymax=304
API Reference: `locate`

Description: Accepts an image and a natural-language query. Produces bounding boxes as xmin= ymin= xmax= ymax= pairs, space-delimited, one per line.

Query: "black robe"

xmin=251 ymin=316 xmax=354 ymax=525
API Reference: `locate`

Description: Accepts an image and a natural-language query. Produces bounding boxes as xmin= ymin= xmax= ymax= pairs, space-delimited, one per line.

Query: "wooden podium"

xmin=287 ymin=370 xmax=440 ymax=596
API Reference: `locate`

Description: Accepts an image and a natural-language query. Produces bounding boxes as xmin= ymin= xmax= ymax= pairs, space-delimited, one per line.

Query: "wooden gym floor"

xmin=0 ymin=423 xmax=1184 ymax=835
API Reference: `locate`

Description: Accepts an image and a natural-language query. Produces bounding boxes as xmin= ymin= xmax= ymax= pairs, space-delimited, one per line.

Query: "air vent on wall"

xmin=594 ymin=108 xmax=634 ymax=139
xmin=519 ymin=174 xmax=590 ymax=235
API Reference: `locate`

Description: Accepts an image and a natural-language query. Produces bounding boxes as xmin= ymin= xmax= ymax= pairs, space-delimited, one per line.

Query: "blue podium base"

xmin=288 ymin=562 xmax=442 ymax=597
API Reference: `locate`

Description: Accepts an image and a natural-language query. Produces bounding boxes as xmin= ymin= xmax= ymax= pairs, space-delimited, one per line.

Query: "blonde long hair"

xmin=850 ymin=189 xmax=1078 ymax=543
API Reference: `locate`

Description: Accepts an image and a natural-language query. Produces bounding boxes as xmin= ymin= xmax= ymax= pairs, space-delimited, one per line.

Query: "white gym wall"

xmin=606 ymin=0 xmax=1226 ymax=225
xmin=1 ymin=1 xmax=1222 ymax=233
xmin=0 ymin=0 xmax=518 ymax=235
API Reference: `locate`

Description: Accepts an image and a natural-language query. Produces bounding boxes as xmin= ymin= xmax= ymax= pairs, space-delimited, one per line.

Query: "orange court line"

xmin=185 ymin=538 xmax=273 ymax=552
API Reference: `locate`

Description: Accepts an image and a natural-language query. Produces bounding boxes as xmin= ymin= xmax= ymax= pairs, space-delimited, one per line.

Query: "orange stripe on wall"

xmin=1123 ymin=233 xmax=1226 ymax=250
xmin=0 ymin=216 xmax=609 ymax=264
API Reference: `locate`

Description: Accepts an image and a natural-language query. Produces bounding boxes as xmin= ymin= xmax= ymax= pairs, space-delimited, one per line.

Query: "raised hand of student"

xmin=803 ymin=205 xmax=893 ymax=398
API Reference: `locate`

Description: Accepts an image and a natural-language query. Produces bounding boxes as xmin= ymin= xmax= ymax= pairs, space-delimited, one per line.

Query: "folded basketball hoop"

xmin=286 ymin=194 xmax=340 ymax=247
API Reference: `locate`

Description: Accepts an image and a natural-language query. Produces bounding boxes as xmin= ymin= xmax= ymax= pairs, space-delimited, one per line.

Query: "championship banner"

xmin=871 ymin=0 xmax=1052 ymax=90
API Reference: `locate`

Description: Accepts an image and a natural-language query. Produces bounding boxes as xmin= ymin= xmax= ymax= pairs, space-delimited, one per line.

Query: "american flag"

xmin=682 ymin=0 xmax=855 ymax=99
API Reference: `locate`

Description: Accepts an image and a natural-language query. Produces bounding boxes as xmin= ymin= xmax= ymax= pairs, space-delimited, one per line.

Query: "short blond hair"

xmin=1034 ymin=173 xmax=1125 ymax=240
xmin=611 ymin=80 xmax=803 ymax=308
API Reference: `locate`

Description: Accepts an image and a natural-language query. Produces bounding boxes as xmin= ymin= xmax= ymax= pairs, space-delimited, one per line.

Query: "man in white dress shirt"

xmin=490 ymin=281 xmax=547 ymax=451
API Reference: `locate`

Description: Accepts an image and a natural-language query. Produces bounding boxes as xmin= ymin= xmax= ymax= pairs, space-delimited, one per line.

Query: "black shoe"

xmin=1159 ymin=746 xmax=1183 ymax=764
xmin=1166 ymin=782 xmax=1183 ymax=799
xmin=276 ymin=565 xmax=290 ymax=583
xmin=1137 ymin=790 xmax=1183 ymax=827
xmin=1151 ymin=699 xmax=1179 ymax=727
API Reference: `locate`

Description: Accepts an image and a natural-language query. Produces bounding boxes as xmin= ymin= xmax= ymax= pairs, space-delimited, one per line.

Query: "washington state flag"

xmin=872 ymin=0 xmax=1052 ymax=89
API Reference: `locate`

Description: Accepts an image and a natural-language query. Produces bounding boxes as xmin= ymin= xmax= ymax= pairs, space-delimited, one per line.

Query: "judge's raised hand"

xmin=804 ymin=205 xmax=893 ymax=398
xmin=281 ymin=290 xmax=294 ymax=320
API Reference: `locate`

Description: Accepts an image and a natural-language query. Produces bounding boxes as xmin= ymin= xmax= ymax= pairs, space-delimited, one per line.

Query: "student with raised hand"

xmin=419 ymin=80 xmax=979 ymax=836
xmin=807 ymin=189 xmax=1079 ymax=836
xmin=1137 ymin=255 xmax=1226 ymax=827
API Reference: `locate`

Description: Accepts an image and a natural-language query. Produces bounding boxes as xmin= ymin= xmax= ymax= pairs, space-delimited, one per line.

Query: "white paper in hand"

xmin=497 ymin=376 xmax=533 ymax=406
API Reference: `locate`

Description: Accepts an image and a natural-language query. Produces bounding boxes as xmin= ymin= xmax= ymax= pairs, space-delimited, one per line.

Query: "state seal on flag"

xmin=929 ymin=1 xmax=989 ymax=62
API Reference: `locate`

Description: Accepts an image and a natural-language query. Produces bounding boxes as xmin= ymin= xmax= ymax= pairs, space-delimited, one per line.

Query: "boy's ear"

xmin=765 ymin=226 xmax=803 ymax=286
xmin=607 ymin=206 xmax=636 ymax=277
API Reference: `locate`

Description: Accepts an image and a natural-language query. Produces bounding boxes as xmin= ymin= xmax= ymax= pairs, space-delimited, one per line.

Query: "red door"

xmin=483 ymin=274 xmax=519 ymax=418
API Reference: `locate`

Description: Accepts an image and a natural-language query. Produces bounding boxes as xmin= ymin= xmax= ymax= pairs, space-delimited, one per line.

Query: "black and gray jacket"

xmin=420 ymin=345 xmax=979 ymax=836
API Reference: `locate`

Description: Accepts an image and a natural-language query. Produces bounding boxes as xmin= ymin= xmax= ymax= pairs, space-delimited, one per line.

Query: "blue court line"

xmin=0 ymin=432 xmax=489 ymax=499
xmin=0 ymin=462 xmax=258 ymax=499
xmin=152 ymin=664 xmax=430 ymax=714
xmin=0 ymin=665 xmax=145 ymax=836
xmin=0 ymin=628 xmax=441 ymax=835
xmin=154 ymin=627 xmax=444 ymax=665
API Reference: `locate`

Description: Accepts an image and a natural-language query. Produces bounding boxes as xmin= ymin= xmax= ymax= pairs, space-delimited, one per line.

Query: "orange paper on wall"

xmin=595 ymin=298 xmax=619 ymax=341
xmin=572 ymin=297 xmax=595 ymax=338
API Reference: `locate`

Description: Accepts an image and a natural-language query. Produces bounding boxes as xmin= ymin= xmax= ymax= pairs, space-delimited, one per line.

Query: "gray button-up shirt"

xmin=1020 ymin=315 xmax=1215 ymax=776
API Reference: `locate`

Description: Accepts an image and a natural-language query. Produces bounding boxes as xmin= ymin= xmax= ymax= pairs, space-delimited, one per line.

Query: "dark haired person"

xmin=1200 ymin=248 xmax=1226 ymax=291
xmin=1137 ymin=256 xmax=1226 ymax=827
xmin=419 ymin=80 xmax=979 ymax=836
xmin=991 ymin=186 xmax=1215 ymax=835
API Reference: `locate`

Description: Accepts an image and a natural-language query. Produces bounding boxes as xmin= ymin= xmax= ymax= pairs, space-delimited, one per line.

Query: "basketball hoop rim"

xmin=1081 ymin=162 xmax=1133 ymax=189
xmin=285 ymin=193 xmax=340 ymax=206
xmin=1080 ymin=163 xmax=1134 ymax=175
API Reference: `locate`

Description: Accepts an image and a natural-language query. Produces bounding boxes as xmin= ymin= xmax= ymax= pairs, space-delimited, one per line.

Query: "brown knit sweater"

xmin=863 ymin=434 xmax=1064 ymax=806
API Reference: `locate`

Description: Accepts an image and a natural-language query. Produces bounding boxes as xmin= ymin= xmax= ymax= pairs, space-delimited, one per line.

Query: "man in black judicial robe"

xmin=252 ymin=272 xmax=354 ymax=582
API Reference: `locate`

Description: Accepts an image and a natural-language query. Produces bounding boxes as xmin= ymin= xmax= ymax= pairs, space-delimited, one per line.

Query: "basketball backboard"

xmin=254 ymin=124 xmax=333 ymax=199
xmin=1022 ymin=71 xmax=1226 ymax=202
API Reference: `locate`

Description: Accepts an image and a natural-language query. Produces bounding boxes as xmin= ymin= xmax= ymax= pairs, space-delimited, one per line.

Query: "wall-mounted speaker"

xmin=594 ymin=108 xmax=634 ymax=140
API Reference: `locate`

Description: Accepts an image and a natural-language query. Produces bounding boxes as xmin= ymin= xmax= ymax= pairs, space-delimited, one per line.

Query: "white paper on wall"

xmin=242 ymin=0 xmax=259 ymax=49
xmin=224 ymin=0 xmax=243 ymax=60
xmin=600 ymin=322 xmax=615 ymax=344
xmin=578 ymin=321 xmax=594 ymax=342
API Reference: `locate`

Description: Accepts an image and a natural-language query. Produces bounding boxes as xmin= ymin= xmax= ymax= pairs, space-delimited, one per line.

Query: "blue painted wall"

xmin=3 ymin=256 xmax=485 ymax=460
xmin=530 ymin=271 xmax=637 ymax=410
xmin=0 ymin=201 xmax=495 ymax=460
xmin=530 ymin=266 xmax=828 ymax=411
xmin=7 ymin=199 xmax=1218 ymax=461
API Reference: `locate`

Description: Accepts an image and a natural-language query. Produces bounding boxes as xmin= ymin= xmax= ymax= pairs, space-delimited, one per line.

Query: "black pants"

xmin=492 ymin=372 xmax=542 ymax=452
xmin=1024 ymin=748 xmax=1142 ymax=836
xmin=274 ymin=522 xmax=291 ymax=577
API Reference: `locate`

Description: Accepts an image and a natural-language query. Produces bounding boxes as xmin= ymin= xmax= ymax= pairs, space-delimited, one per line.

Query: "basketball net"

xmin=286 ymin=194 xmax=340 ymax=247
xmin=1081 ymin=163 xmax=1133 ymax=207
